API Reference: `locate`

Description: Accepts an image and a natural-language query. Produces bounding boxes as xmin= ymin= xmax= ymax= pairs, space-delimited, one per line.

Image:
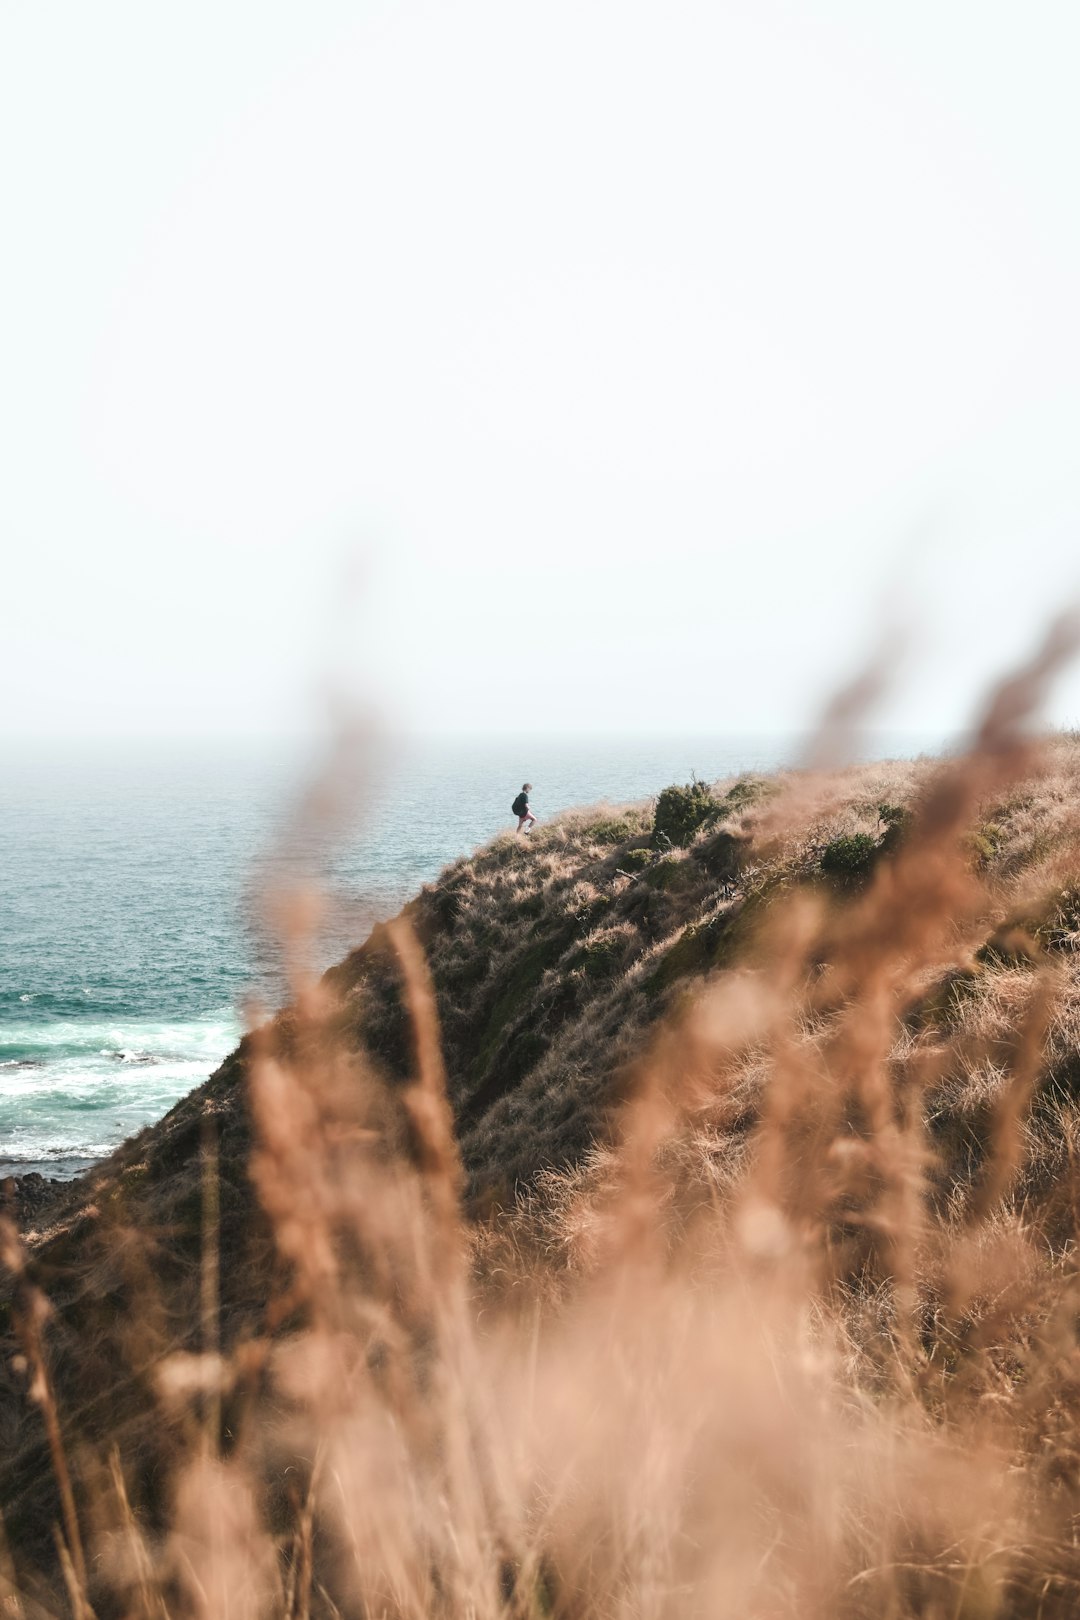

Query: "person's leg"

xmin=516 ymin=815 xmax=527 ymax=834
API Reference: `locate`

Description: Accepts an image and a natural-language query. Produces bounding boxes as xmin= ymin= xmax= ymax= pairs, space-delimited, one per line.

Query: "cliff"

xmin=6 ymin=736 xmax=1080 ymax=1614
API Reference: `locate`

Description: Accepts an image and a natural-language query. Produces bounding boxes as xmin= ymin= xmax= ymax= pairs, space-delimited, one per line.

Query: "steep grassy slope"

xmin=7 ymin=736 xmax=1080 ymax=1611
xmin=338 ymin=743 xmax=1080 ymax=1233
xmin=328 ymin=777 xmax=765 ymax=1199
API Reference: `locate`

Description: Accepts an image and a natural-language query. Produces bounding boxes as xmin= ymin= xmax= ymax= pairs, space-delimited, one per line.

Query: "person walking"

xmin=512 ymin=783 xmax=536 ymax=834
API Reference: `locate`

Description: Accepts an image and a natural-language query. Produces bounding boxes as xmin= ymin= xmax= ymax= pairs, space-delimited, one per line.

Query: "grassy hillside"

xmin=8 ymin=707 xmax=1080 ymax=1614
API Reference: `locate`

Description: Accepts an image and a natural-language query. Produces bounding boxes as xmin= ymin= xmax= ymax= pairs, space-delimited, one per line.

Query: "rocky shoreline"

xmin=2 ymin=1171 xmax=71 ymax=1228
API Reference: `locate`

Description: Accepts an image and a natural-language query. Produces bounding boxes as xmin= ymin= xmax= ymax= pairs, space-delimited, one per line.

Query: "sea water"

xmin=1 ymin=731 xmax=944 ymax=1179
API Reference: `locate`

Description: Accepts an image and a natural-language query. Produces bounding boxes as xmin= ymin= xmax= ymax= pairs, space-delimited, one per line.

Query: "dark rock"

xmin=2 ymin=1173 xmax=67 ymax=1228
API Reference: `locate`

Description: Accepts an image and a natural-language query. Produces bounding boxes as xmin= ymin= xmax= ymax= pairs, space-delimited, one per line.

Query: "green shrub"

xmin=723 ymin=776 xmax=773 ymax=810
xmin=820 ymin=833 xmax=878 ymax=878
xmin=876 ymin=803 xmax=912 ymax=854
xmin=570 ymin=892 xmax=613 ymax=931
xmin=616 ymin=848 xmax=653 ymax=875
xmin=698 ymin=829 xmax=747 ymax=881
xmin=582 ymin=816 xmax=639 ymax=846
xmin=961 ymin=830 xmax=997 ymax=868
xmin=643 ymin=856 xmax=689 ymax=892
xmin=578 ymin=937 xmax=625 ymax=980
xmin=964 ymin=821 xmax=1004 ymax=866
xmin=653 ymin=780 xmax=718 ymax=847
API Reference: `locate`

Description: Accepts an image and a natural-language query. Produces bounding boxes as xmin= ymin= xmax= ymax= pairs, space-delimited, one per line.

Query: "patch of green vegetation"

xmin=877 ymin=802 xmax=912 ymax=853
xmin=578 ymin=937 xmax=625 ymax=981
xmin=965 ymin=833 xmax=995 ymax=866
xmin=503 ymin=1560 xmax=558 ymax=1619
xmin=647 ymin=927 xmax=714 ymax=997
xmin=820 ymin=833 xmax=879 ymax=879
xmin=960 ymin=823 xmax=1002 ymax=868
xmin=581 ymin=815 xmax=641 ymax=846
xmin=645 ymin=911 xmax=740 ymax=998
xmin=643 ymin=856 xmax=689 ymax=892
xmin=615 ymin=848 xmax=653 ymax=875
xmin=697 ymin=829 xmax=747 ymax=881
xmin=815 ymin=808 xmax=915 ymax=881
xmin=471 ymin=929 xmax=573 ymax=1083
xmin=571 ymin=892 xmax=613 ymax=932
xmin=653 ymin=780 xmax=719 ymax=847
xmin=723 ymin=776 xmax=774 ymax=810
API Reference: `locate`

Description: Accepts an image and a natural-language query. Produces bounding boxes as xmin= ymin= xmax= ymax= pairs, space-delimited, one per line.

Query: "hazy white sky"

xmin=4 ymin=0 xmax=1080 ymax=739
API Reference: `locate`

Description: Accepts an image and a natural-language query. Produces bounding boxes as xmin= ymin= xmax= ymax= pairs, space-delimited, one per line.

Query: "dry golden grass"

xmin=12 ymin=627 xmax=1080 ymax=1614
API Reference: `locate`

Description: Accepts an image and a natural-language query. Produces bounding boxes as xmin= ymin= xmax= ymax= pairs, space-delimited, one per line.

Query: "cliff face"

xmin=7 ymin=742 xmax=1080 ymax=1602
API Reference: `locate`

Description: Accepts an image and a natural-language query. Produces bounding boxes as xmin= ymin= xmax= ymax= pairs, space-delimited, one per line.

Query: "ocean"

xmin=1 ymin=731 xmax=944 ymax=1179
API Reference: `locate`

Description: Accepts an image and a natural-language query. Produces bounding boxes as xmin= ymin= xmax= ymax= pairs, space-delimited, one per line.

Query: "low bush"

xmin=653 ymin=780 xmax=718 ymax=847
xmin=698 ymin=828 xmax=748 ymax=881
xmin=643 ymin=856 xmax=690 ymax=892
xmin=876 ymin=802 xmax=912 ymax=853
xmin=962 ymin=829 xmax=998 ymax=867
xmin=820 ymin=832 xmax=879 ymax=879
xmin=615 ymin=848 xmax=653 ymax=875
xmin=582 ymin=815 xmax=640 ymax=846
xmin=723 ymin=776 xmax=773 ymax=810
xmin=569 ymin=889 xmax=613 ymax=933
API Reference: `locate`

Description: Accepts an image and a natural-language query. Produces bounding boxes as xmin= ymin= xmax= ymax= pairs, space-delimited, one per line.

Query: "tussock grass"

xmin=12 ymin=631 xmax=1080 ymax=1613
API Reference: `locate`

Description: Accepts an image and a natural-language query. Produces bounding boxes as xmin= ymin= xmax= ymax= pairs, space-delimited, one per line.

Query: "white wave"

xmin=0 ymin=1008 xmax=242 ymax=1063
xmin=0 ymin=1007 xmax=245 ymax=1171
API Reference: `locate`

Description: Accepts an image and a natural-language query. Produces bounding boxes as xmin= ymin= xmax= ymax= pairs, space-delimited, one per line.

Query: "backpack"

xmin=512 ymin=792 xmax=528 ymax=817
